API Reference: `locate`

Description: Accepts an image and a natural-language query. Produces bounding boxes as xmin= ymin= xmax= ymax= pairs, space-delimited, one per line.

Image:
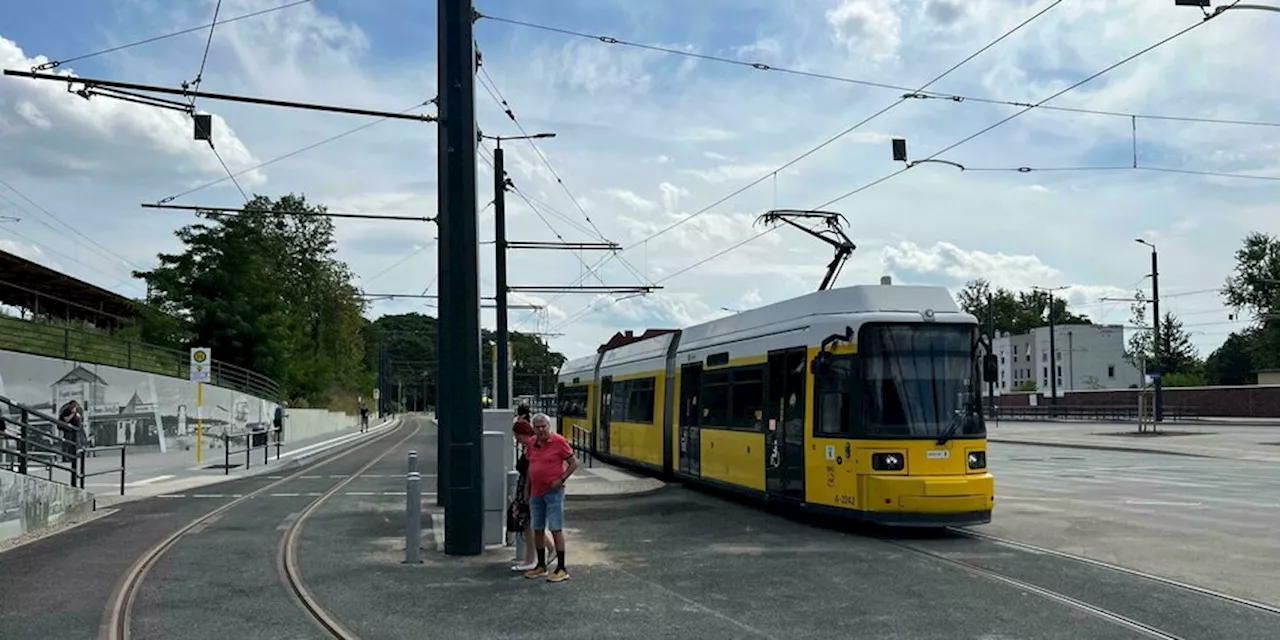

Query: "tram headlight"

xmin=967 ymin=450 xmax=987 ymax=470
xmin=871 ymin=452 xmax=905 ymax=471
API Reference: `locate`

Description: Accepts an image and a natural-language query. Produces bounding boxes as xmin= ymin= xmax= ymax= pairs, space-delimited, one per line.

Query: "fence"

xmin=0 ymin=395 xmax=126 ymax=495
xmin=0 ymin=315 xmax=280 ymax=400
xmin=989 ymin=403 xmax=1199 ymax=422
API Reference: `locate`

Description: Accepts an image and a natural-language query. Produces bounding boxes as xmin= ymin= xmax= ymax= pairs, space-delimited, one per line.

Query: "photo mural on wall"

xmin=0 ymin=350 xmax=279 ymax=451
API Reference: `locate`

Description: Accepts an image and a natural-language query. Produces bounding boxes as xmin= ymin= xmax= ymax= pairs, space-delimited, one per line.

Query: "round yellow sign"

xmin=193 ymin=350 xmax=208 ymax=363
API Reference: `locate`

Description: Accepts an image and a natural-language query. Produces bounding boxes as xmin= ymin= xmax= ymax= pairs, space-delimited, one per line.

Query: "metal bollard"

xmin=404 ymin=471 xmax=423 ymax=564
xmin=408 ymin=450 xmax=418 ymax=475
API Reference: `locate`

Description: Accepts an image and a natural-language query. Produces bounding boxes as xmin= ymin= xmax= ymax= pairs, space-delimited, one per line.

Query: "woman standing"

xmin=510 ymin=415 xmax=554 ymax=571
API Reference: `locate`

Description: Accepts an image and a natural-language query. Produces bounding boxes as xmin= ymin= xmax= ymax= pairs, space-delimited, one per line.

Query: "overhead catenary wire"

xmin=473 ymin=66 xmax=652 ymax=289
xmin=478 ymin=6 xmax=1280 ymax=131
xmin=27 ymin=0 xmax=312 ymax=72
xmin=548 ymin=0 xmax=1067 ymax=332
xmin=156 ymin=98 xmax=436 ymax=204
xmin=0 ymin=177 xmax=147 ymax=276
xmin=809 ymin=6 xmax=1240 ymax=213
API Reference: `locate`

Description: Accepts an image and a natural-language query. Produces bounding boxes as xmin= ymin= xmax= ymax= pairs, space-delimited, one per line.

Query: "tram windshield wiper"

xmin=935 ymin=402 xmax=972 ymax=446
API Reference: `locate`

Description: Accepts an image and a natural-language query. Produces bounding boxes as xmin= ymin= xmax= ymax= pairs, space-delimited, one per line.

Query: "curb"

xmin=566 ymin=481 xmax=671 ymax=501
xmin=989 ymin=437 xmax=1214 ymax=459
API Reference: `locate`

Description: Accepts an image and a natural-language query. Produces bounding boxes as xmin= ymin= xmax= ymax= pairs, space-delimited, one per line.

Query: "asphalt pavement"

xmin=985 ymin=440 xmax=1280 ymax=608
xmin=292 ymin=440 xmax=1280 ymax=638
xmin=0 ymin=416 xmax=415 ymax=640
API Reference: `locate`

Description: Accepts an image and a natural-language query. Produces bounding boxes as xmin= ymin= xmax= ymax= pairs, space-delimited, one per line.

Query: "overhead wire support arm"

xmin=2 ymin=70 xmax=439 ymax=122
xmin=507 ymin=285 xmax=660 ymax=294
xmin=506 ymin=241 xmax=621 ymax=251
xmin=753 ymin=209 xmax=856 ymax=291
xmin=141 ymin=202 xmax=435 ymax=222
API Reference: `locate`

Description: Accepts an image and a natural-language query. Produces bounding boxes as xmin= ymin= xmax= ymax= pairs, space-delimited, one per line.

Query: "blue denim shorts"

xmin=530 ymin=488 xmax=565 ymax=531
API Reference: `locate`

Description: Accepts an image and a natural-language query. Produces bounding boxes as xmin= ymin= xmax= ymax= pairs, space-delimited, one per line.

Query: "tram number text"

xmin=834 ymin=494 xmax=856 ymax=506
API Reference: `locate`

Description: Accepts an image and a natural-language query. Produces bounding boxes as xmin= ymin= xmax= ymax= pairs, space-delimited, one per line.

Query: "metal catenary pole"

xmin=437 ymin=0 xmax=483 ymax=556
xmin=1151 ymin=247 xmax=1163 ymax=422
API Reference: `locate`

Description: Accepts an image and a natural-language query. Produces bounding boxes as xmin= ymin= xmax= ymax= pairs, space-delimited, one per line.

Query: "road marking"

xmin=191 ymin=494 xmax=225 ymax=498
xmin=277 ymin=512 xmax=301 ymax=531
xmin=273 ymin=493 xmax=300 ymax=497
xmin=1123 ymin=499 xmax=1202 ymax=507
xmin=345 ymin=491 xmax=377 ymax=496
xmin=300 ymin=475 xmax=321 ymax=479
xmin=268 ymin=476 xmax=285 ymax=479
xmin=157 ymin=494 xmax=186 ymax=498
xmin=328 ymin=474 xmax=349 ymax=478
xmin=127 ymin=474 xmax=176 ymax=487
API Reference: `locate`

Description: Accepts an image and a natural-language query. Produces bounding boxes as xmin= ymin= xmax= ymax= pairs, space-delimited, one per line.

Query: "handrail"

xmin=0 ymin=315 xmax=281 ymax=400
xmin=569 ymin=424 xmax=593 ymax=468
xmin=219 ymin=428 xmax=279 ymax=475
xmin=0 ymin=394 xmax=126 ymax=495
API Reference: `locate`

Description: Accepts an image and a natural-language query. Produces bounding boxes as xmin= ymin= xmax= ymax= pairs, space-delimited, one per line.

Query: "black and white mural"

xmin=0 ymin=350 xmax=278 ymax=452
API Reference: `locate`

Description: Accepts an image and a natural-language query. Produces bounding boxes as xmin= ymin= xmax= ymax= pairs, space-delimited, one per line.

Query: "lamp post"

xmin=1032 ymin=285 xmax=1069 ymax=414
xmin=480 ymin=131 xmax=556 ymax=410
xmin=1135 ymin=238 xmax=1163 ymax=422
xmin=1175 ymin=1 xmax=1280 ymax=18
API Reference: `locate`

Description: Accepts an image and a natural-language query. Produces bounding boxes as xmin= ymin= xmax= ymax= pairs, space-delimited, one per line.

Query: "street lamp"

xmin=1135 ymin=238 xmax=1164 ymax=422
xmin=1175 ymin=1 xmax=1280 ymax=19
xmin=1031 ymin=285 xmax=1069 ymax=413
xmin=481 ymin=131 xmax=556 ymax=410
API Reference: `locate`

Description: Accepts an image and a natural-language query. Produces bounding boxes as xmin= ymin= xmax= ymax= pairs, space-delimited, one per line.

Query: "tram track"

xmin=949 ymin=527 xmax=1280 ymax=618
xmin=101 ymin=417 xmax=419 ymax=640
xmin=881 ymin=537 xmax=1187 ymax=640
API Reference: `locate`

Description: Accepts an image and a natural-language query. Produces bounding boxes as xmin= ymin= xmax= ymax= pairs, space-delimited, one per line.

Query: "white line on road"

xmin=157 ymin=494 xmax=186 ymax=498
xmin=278 ymin=512 xmax=301 ymax=531
xmin=127 ymin=474 xmax=176 ymax=487
xmin=1124 ymin=499 xmax=1203 ymax=507
xmin=273 ymin=493 xmax=300 ymax=497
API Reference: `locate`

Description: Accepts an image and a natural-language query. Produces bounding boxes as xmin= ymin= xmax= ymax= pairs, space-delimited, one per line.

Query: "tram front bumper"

xmin=863 ymin=473 xmax=995 ymax=526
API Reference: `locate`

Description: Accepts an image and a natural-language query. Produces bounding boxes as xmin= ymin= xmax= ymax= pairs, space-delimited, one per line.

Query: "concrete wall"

xmin=0 ymin=468 xmax=96 ymax=545
xmin=0 ymin=348 xmax=357 ymax=454
xmin=283 ymin=407 xmax=357 ymax=441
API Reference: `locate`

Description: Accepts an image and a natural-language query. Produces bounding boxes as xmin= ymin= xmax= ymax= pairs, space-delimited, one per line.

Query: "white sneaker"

xmin=511 ymin=562 xmax=537 ymax=571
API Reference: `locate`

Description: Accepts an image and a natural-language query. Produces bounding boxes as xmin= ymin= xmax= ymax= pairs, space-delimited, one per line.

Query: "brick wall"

xmin=993 ymin=385 xmax=1280 ymax=418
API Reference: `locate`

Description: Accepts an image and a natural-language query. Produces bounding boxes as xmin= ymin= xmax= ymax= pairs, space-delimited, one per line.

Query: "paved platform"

xmin=987 ymin=420 xmax=1280 ymax=462
xmin=988 ymin=441 xmax=1280 ymax=608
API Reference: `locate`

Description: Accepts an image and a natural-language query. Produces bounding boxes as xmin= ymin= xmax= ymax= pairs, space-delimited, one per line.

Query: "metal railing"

xmin=0 ymin=395 xmax=126 ymax=495
xmin=219 ymin=428 xmax=280 ymax=475
xmin=0 ymin=315 xmax=281 ymax=400
xmin=569 ymin=424 xmax=593 ymax=468
xmin=989 ymin=403 xmax=1199 ymax=422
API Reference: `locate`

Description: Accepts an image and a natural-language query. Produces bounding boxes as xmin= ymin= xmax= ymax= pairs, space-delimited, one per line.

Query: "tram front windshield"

xmin=859 ymin=323 xmax=983 ymax=439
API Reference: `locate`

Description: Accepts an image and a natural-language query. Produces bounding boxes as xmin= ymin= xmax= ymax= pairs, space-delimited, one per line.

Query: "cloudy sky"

xmin=1 ymin=0 xmax=1277 ymax=363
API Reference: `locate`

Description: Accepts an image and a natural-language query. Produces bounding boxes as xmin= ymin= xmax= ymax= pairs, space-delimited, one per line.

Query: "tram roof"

xmin=679 ymin=283 xmax=966 ymax=346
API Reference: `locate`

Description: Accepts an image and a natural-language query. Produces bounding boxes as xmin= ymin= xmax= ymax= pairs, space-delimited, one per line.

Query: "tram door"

xmin=598 ymin=376 xmax=613 ymax=456
xmin=766 ymin=348 xmax=808 ymax=500
xmin=679 ymin=363 xmax=702 ymax=476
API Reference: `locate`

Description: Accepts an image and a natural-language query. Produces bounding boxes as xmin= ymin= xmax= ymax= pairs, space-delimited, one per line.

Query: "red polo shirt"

xmin=527 ymin=432 xmax=573 ymax=497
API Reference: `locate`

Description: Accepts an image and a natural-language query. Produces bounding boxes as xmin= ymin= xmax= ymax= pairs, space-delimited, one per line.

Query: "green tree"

xmin=1222 ymin=231 xmax=1280 ymax=371
xmin=134 ymin=194 xmax=371 ymax=408
xmin=362 ymin=312 xmax=567 ymax=410
xmin=1204 ymin=330 xmax=1258 ymax=385
xmin=956 ymin=279 xmax=1092 ymax=336
xmin=1125 ymin=290 xmax=1200 ymax=376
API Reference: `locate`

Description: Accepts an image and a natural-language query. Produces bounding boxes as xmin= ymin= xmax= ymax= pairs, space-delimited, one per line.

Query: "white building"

xmin=989 ymin=324 xmax=1142 ymax=396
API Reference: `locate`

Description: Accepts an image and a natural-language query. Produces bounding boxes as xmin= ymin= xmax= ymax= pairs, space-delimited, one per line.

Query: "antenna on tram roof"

xmin=754 ymin=209 xmax=857 ymax=291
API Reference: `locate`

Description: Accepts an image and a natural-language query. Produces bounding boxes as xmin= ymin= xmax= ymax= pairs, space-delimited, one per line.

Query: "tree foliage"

xmin=133 ymin=194 xmax=372 ymax=407
xmin=363 ymin=313 xmax=567 ymax=411
xmin=1124 ymin=290 xmax=1200 ymax=377
xmin=1204 ymin=330 xmax=1258 ymax=386
xmin=955 ymin=279 xmax=1092 ymax=336
xmin=1222 ymin=231 xmax=1280 ymax=371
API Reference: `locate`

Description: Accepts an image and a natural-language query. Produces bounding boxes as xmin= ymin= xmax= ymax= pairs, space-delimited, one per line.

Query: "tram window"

xmin=814 ymin=356 xmax=856 ymax=438
xmin=859 ymin=323 xmax=984 ymax=439
xmin=558 ymin=385 xmax=589 ymax=418
xmin=731 ymin=367 xmax=765 ymax=430
xmin=610 ymin=378 xmax=656 ymax=424
xmin=701 ymin=370 xmax=731 ymax=426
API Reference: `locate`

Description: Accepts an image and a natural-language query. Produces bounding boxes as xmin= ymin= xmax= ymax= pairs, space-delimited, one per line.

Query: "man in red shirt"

xmin=524 ymin=412 xmax=578 ymax=582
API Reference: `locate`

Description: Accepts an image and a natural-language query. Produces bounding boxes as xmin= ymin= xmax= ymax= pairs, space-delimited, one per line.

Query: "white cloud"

xmin=1 ymin=0 xmax=1276 ymax=366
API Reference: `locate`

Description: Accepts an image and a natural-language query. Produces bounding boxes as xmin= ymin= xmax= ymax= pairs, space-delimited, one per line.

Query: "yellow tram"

xmin=556 ymin=282 xmax=995 ymax=527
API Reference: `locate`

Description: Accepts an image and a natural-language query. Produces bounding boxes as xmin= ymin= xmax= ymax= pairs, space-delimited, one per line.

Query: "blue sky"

xmin=1 ymin=0 xmax=1278 ymax=362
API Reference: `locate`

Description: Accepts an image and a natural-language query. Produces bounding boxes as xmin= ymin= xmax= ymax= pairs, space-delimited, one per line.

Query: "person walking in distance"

xmin=524 ymin=412 xmax=577 ymax=582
